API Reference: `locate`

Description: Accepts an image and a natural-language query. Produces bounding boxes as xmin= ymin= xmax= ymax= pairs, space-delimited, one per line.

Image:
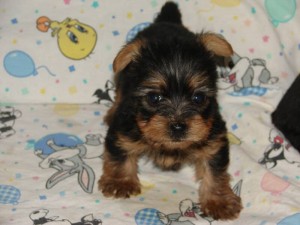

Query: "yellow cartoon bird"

xmin=37 ymin=16 xmax=97 ymax=60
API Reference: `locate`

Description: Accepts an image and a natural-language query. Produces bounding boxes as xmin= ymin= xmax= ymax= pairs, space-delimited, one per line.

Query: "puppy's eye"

xmin=192 ymin=93 xmax=205 ymax=105
xmin=147 ymin=92 xmax=163 ymax=105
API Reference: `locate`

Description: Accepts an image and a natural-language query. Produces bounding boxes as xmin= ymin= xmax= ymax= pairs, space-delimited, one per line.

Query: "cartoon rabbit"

xmin=35 ymin=134 xmax=96 ymax=193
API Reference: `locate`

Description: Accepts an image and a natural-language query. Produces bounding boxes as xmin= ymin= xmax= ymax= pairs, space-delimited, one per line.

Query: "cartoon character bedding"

xmin=1 ymin=1 xmax=300 ymax=224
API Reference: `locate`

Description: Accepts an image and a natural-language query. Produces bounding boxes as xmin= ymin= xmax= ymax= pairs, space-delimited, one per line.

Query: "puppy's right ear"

xmin=113 ymin=39 xmax=144 ymax=74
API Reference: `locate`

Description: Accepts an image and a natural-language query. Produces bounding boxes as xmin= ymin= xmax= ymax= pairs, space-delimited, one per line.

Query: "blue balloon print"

xmin=4 ymin=50 xmax=37 ymax=77
xmin=265 ymin=0 xmax=297 ymax=27
xmin=277 ymin=213 xmax=300 ymax=225
xmin=126 ymin=22 xmax=151 ymax=43
xmin=34 ymin=133 xmax=84 ymax=155
xmin=0 ymin=184 xmax=21 ymax=205
xmin=3 ymin=50 xmax=56 ymax=78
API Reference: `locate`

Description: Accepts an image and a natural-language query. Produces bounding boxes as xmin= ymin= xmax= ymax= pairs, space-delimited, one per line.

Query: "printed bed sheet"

xmin=1 ymin=1 xmax=300 ymax=225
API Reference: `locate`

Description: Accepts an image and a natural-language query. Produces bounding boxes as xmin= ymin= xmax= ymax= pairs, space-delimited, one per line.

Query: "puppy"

xmin=272 ymin=75 xmax=300 ymax=152
xmin=98 ymin=2 xmax=242 ymax=220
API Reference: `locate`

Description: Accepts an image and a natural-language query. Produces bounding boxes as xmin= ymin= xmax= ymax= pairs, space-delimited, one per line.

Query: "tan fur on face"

xmin=139 ymin=72 xmax=167 ymax=94
xmin=137 ymin=114 xmax=213 ymax=150
xmin=187 ymin=73 xmax=208 ymax=90
xmin=186 ymin=115 xmax=212 ymax=142
xmin=187 ymin=74 xmax=216 ymax=97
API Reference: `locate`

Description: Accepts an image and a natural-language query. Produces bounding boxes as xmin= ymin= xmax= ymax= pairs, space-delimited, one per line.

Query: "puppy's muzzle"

xmin=169 ymin=122 xmax=187 ymax=140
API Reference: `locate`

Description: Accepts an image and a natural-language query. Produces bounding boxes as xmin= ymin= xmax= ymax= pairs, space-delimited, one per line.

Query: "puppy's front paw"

xmin=98 ymin=176 xmax=141 ymax=198
xmin=201 ymin=191 xmax=242 ymax=220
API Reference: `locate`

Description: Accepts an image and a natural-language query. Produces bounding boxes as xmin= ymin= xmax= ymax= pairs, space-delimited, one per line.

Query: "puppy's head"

xmin=113 ymin=32 xmax=232 ymax=150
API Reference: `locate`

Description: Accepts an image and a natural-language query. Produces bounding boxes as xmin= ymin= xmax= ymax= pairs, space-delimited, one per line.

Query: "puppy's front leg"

xmin=196 ymin=144 xmax=242 ymax=220
xmin=98 ymin=143 xmax=141 ymax=198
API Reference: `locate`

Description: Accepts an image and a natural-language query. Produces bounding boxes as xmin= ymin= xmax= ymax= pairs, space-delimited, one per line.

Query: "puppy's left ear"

xmin=113 ymin=39 xmax=144 ymax=74
xmin=198 ymin=33 xmax=233 ymax=57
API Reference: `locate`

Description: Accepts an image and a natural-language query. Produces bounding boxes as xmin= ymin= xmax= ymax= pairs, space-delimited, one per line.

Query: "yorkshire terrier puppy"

xmin=98 ymin=2 xmax=242 ymax=220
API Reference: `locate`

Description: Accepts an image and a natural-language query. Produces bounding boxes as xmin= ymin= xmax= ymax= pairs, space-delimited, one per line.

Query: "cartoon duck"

xmin=36 ymin=16 xmax=97 ymax=60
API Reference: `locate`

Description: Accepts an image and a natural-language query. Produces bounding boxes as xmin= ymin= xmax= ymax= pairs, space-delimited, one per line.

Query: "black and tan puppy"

xmin=98 ymin=2 xmax=242 ymax=220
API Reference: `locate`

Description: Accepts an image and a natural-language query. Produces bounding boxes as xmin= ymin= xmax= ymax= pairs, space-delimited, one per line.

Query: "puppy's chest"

xmin=118 ymin=133 xmax=198 ymax=169
xmin=145 ymin=146 xmax=193 ymax=170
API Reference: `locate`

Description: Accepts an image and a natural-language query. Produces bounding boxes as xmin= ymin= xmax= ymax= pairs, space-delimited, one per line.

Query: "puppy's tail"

xmin=154 ymin=2 xmax=182 ymax=25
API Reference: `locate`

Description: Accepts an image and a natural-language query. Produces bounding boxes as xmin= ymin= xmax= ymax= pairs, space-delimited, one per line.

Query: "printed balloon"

xmin=0 ymin=185 xmax=21 ymax=205
xmin=261 ymin=172 xmax=290 ymax=195
xmin=265 ymin=0 xmax=296 ymax=27
xmin=3 ymin=50 xmax=37 ymax=77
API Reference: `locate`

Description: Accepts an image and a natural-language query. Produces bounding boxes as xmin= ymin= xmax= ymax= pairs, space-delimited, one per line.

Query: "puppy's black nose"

xmin=170 ymin=123 xmax=187 ymax=138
